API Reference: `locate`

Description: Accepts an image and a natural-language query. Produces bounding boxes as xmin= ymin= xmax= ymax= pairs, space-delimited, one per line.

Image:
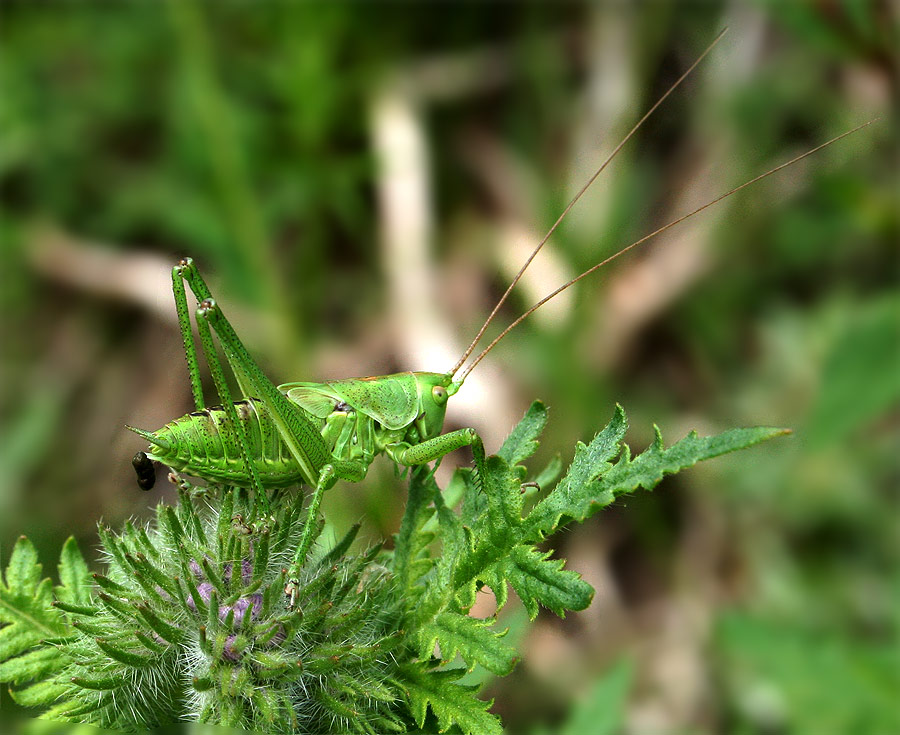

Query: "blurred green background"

xmin=1 ymin=1 xmax=897 ymax=733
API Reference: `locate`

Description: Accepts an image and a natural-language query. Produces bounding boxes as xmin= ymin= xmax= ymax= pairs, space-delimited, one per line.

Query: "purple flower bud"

xmin=222 ymin=560 xmax=253 ymax=586
xmin=186 ymin=582 xmax=215 ymax=612
xmin=222 ymin=634 xmax=240 ymax=662
xmin=219 ymin=593 xmax=262 ymax=627
xmin=263 ymin=623 xmax=286 ymax=648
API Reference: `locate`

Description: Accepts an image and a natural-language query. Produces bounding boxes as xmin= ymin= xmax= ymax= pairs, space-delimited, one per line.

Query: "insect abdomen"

xmin=146 ymin=399 xmax=307 ymax=488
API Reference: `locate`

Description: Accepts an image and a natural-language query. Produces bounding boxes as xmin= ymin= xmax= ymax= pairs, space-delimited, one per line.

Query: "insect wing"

xmin=280 ymin=382 xmax=343 ymax=418
xmin=326 ymin=373 xmax=419 ymax=431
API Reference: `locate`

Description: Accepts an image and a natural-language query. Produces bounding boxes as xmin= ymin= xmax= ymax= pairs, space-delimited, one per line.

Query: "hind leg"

xmin=173 ymin=259 xmax=268 ymax=513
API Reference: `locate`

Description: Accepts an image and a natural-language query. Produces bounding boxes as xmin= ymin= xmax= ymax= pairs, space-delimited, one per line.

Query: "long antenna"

xmin=456 ymin=119 xmax=876 ymax=383
xmin=448 ymin=27 xmax=729 ymax=378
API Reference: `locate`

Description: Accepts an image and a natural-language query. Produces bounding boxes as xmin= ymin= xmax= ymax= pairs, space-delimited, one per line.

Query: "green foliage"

xmin=806 ymin=293 xmax=900 ymax=447
xmin=0 ymin=405 xmax=784 ymax=733
xmin=531 ymin=658 xmax=634 ymax=735
xmin=1 ymin=4 xmax=895 ymax=732
xmin=717 ymin=613 xmax=900 ymax=733
xmin=0 ymin=537 xmax=77 ymax=700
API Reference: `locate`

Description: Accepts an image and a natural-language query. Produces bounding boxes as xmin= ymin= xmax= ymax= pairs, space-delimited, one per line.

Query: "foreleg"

xmin=385 ymin=428 xmax=485 ymax=469
xmin=194 ymin=305 xmax=268 ymax=513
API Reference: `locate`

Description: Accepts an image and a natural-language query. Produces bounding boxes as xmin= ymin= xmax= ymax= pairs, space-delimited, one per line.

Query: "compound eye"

xmin=432 ymin=385 xmax=448 ymax=405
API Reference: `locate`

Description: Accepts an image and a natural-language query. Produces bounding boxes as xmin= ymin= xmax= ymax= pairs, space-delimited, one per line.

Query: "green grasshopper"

xmin=126 ymin=32 xmax=869 ymax=602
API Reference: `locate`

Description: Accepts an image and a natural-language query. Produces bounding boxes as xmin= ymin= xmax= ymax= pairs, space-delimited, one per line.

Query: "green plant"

xmin=0 ymin=403 xmax=785 ymax=733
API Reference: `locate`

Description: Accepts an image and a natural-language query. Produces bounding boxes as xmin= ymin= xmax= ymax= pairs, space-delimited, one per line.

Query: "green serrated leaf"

xmin=522 ymin=405 xmax=626 ymax=541
xmin=600 ymin=424 xmax=790 ymax=500
xmin=0 ymin=537 xmax=71 ymax=694
xmin=479 ymin=455 xmax=524 ymax=545
xmin=10 ymin=678 xmax=71 ymax=706
xmin=418 ymin=611 xmax=516 ymax=676
xmin=524 ymin=408 xmax=788 ymax=542
xmin=498 ymin=545 xmax=593 ymax=619
xmin=55 ymin=537 xmax=92 ymax=607
xmin=394 ymin=467 xmax=439 ymax=595
xmin=401 ymin=664 xmax=503 ymax=735
xmin=0 ymin=645 xmax=67 ymax=684
xmin=418 ymin=486 xmax=468 ymax=620
xmin=498 ymin=401 xmax=548 ymax=466
xmin=4 ymin=536 xmax=43 ymax=593
xmin=459 ymin=482 xmax=488 ymax=539
xmin=0 ymin=621 xmax=42 ymax=661
xmin=439 ymin=405 xmax=788 ymax=631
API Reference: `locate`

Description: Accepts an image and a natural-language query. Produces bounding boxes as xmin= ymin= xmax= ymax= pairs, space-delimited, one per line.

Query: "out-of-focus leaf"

xmin=54 ymin=537 xmax=92 ymax=608
xmin=559 ymin=658 xmax=633 ymax=735
xmin=0 ymin=537 xmax=71 ymax=692
xmin=807 ymin=294 xmax=900 ymax=447
xmin=717 ymin=613 xmax=900 ymax=734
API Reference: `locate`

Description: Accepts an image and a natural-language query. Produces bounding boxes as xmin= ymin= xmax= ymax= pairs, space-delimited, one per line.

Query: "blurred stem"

xmin=166 ymin=0 xmax=298 ymax=371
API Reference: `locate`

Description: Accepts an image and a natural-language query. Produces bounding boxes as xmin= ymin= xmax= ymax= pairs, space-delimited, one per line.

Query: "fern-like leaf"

xmin=523 ymin=408 xmax=790 ymax=541
xmin=417 ymin=610 xmax=517 ymax=675
xmin=492 ymin=544 xmax=593 ymax=619
xmin=497 ymin=400 xmax=548 ymax=467
xmin=400 ymin=664 xmax=503 ymax=735
xmin=0 ymin=536 xmax=74 ymax=697
xmin=54 ymin=537 xmax=92 ymax=608
xmin=443 ymin=405 xmax=787 ymax=622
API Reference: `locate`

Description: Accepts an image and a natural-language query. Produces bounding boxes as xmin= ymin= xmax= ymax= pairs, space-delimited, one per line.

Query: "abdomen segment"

xmin=134 ymin=399 xmax=309 ymax=489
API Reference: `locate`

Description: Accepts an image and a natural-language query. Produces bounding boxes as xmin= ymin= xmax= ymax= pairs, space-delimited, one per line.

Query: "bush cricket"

xmin=126 ymin=30 xmax=872 ymax=603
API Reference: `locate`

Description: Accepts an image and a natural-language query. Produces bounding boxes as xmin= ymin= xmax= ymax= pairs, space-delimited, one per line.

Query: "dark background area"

xmin=1 ymin=2 xmax=897 ymax=732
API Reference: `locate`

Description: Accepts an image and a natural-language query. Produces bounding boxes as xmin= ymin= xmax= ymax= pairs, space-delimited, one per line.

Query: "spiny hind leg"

xmin=194 ymin=304 xmax=269 ymax=513
xmin=173 ymin=258 xmax=269 ymax=513
xmin=171 ymin=260 xmax=208 ymax=411
xmin=182 ymin=261 xmax=368 ymax=489
xmin=176 ymin=258 xmax=288 ymax=409
xmin=178 ymin=260 xmax=338 ymax=486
